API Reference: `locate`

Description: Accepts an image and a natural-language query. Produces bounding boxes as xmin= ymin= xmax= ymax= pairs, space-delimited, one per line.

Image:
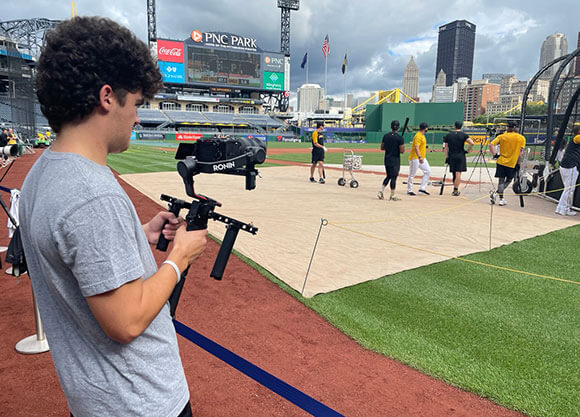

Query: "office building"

xmin=457 ymin=80 xmax=499 ymax=121
xmin=482 ymin=73 xmax=514 ymax=86
xmin=435 ymin=20 xmax=476 ymax=86
xmin=539 ymin=33 xmax=568 ymax=79
xmin=402 ymin=56 xmax=419 ymax=100
xmin=297 ymin=84 xmax=323 ymax=113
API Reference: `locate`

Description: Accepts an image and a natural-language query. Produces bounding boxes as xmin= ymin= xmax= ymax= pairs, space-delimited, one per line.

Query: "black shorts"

xmin=312 ymin=148 xmax=324 ymax=163
xmin=448 ymin=154 xmax=467 ymax=172
xmin=495 ymin=163 xmax=517 ymax=180
xmin=385 ymin=163 xmax=400 ymax=177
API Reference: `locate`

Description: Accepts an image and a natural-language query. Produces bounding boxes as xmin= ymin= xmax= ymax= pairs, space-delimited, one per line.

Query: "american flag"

xmin=321 ymin=35 xmax=330 ymax=58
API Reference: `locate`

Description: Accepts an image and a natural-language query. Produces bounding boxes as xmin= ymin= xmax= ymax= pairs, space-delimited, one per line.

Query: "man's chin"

xmin=110 ymin=140 xmax=130 ymax=154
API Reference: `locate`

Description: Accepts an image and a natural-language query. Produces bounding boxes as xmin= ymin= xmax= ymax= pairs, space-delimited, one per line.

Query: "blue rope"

xmin=173 ymin=320 xmax=344 ymax=417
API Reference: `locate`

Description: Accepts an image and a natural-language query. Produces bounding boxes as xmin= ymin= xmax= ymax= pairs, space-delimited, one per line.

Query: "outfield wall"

xmin=365 ymin=102 xmax=465 ymax=143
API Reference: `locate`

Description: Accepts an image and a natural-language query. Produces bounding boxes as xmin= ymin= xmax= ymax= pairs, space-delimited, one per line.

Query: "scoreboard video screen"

xmin=156 ymin=31 xmax=287 ymax=92
xmin=187 ymin=46 xmax=261 ymax=88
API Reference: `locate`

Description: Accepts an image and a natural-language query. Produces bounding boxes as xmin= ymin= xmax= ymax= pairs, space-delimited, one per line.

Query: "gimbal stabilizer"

xmin=156 ymin=156 xmax=259 ymax=317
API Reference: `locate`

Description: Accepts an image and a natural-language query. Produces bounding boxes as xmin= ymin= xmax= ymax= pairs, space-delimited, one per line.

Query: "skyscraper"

xmin=297 ymin=83 xmax=323 ymax=113
xmin=402 ymin=56 xmax=419 ymax=100
xmin=435 ymin=20 xmax=476 ymax=86
xmin=539 ymin=33 xmax=568 ymax=78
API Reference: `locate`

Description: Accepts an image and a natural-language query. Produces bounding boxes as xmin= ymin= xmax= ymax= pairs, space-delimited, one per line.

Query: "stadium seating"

xmin=138 ymin=108 xmax=170 ymax=124
xmin=152 ymin=109 xmax=285 ymax=130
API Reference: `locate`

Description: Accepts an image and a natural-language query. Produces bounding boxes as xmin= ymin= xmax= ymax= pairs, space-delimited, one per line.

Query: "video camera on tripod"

xmin=156 ymin=135 xmax=267 ymax=316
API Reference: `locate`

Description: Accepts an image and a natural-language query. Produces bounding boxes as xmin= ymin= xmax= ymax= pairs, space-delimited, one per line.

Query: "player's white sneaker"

xmin=498 ymin=199 xmax=507 ymax=206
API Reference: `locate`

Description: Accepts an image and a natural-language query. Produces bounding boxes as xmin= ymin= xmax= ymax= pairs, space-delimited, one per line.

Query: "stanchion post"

xmin=15 ymin=291 xmax=50 ymax=354
xmin=301 ymin=218 xmax=328 ymax=296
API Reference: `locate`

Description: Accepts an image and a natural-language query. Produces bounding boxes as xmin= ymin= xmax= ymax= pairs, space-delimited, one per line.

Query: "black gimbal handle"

xmin=210 ymin=225 xmax=240 ymax=280
xmin=156 ymin=197 xmax=186 ymax=252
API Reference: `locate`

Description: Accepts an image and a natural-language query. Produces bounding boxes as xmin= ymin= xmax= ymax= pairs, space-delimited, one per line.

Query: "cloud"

xmin=2 ymin=0 xmax=578 ymax=102
xmin=388 ymin=35 xmax=438 ymax=58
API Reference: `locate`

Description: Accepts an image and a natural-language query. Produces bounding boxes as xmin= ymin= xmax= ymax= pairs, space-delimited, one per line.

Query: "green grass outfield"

xmin=111 ymin=141 xmax=460 ymax=171
xmin=108 ymin=143 xmax=580 ymax=417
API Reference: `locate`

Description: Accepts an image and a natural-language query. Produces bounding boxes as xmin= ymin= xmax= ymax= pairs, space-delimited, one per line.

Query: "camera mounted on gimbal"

xmin=156 ymin=135 xmax=267 ymax=316
xmin=485 ymin=126 xmax=497 ymax=138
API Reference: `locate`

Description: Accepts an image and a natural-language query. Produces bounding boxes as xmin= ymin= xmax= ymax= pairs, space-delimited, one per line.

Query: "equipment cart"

xmin=337 ymin=150 xmax=362 ymax=188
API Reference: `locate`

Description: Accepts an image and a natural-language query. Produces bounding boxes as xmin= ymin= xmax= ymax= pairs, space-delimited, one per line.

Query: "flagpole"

xmin=343 ymin=51 xmax=347 ymax=116
xmin=306 ymin=49 xmax=309 ymax=84
xmin=324 ymin=56 xmax=327 ymax=98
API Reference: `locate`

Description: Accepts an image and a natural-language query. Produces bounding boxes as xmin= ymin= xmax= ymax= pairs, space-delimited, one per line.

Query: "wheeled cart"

xmin=337 ymin=150 xmax=362 ymax=188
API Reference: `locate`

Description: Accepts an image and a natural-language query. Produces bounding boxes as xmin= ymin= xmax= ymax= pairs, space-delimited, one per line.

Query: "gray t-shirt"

xmin=19 ymin=149 xmax=189 ymax=416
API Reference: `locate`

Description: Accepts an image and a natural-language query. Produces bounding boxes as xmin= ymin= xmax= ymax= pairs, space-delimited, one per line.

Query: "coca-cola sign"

xmin=157 ymin=40 xmax=184 ymax=63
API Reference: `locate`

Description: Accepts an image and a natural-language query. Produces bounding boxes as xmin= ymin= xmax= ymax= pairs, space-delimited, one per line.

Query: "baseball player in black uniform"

xmin=556 ymin=125 xmax=580 ymax=215
xmin=309 ymin=122 xmax=327 ymax=184
xmin=378 ymin=120 xmax=405 ymax=200
xmin=443 ymin=121 xmax=474 ymax=196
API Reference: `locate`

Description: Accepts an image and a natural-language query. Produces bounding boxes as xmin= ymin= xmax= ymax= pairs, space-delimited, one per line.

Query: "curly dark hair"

xmin=36 ymin=16 xmax=163 ymax=133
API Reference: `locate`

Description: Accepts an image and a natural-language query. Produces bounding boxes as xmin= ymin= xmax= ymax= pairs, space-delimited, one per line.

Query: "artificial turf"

xmin=108 ymin=142 xmax=580 ymax=417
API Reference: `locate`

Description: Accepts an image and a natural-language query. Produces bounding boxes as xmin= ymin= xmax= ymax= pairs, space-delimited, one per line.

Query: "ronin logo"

xmin=191 ymin=30 xmax=203 ymax=43
xmin=212 ymin=161 xmax=236 ymax=172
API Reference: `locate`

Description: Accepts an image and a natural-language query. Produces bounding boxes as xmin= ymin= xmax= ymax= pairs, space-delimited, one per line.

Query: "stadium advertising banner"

xmin=176 ymin=132 xmax=203 ymax=141
xmin=157 ymin=39 xmax=185 ymax=63
xmin=159 ymin=61 xmax=185 ymax=84
xmin=157 ymin=40 xmax=186 ymax=84
xmin=263 ymin=71 xmax=284 ymax=91
xmin=156 ymin=30 xmax=286 ymax=92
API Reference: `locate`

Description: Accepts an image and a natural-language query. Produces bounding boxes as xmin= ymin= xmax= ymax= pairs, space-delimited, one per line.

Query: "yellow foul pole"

xmin=72 ymin=1 xmax=76 ymax=17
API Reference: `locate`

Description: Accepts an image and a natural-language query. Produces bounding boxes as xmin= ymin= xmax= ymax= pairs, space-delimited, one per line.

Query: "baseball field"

xmin=1 ymin=142 xmax=578 ymax=417
xmin=107 ymin=141 xmax=579 ymax=417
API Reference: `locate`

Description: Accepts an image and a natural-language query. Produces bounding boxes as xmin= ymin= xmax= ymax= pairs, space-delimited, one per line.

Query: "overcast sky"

xmin=3 ymin=0 xmax=579 ymax=105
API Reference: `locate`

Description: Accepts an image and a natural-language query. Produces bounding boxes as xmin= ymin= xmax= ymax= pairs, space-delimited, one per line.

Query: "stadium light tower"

xmin=147 ymin=0 xmax=157 ymax=47
xmin=277 ymin=0 xmax=299 ymax=57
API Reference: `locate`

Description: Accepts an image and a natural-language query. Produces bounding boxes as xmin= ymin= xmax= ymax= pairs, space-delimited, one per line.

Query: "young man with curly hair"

xmin=19 ymin=17 xmax=207 ymax=417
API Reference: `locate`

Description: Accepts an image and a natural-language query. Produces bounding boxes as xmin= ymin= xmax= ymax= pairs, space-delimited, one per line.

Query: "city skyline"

xmin=2 ymin=0 xmax=579 ymax=105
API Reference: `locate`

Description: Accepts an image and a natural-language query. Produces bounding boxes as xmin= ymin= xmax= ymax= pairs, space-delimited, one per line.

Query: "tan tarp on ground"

xmin=122 ymin=166 xmax=576 ymax=298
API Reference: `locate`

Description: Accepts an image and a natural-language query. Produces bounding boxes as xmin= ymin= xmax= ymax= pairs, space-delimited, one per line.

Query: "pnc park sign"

xmin=190 ymin=30 xmax=259 ymax=52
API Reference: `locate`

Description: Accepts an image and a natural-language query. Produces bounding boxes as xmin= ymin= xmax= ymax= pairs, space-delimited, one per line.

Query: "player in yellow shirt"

xmin=407 ymin=122 xmax=431 ymax=195
xmin=7 ymin=128 xmax=17 ymax=145
xmin=489 ymin=120 xmax=526 ymax=206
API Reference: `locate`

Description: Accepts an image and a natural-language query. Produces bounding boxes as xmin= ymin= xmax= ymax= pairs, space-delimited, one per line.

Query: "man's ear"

xmin=99 ymin=85 xmax=115 ymax=111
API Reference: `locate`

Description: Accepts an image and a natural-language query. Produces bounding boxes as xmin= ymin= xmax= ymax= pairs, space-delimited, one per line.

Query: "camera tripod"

xmin=463 ymin=137 xmax=496 ymax=193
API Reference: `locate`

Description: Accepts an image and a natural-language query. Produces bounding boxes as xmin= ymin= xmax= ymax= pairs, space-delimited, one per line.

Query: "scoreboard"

xmin=156 ymin=30 xmax=288 ymax=93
